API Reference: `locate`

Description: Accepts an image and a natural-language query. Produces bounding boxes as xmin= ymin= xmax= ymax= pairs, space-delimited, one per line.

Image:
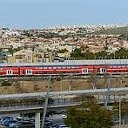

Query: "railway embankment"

xmin=0 ymin=76 xmax=128 ymax=94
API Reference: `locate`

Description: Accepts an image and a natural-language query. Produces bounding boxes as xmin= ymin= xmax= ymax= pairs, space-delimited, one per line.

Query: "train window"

xmin=25 ymin=70 xmax=32 ymax=75
xmin=82 ymin=68 xmax=88 ymax=74
xmin=100 ymin=68 xmax=106 ymax=73
xmin=6 ymin=70 xmax=13 ymax=75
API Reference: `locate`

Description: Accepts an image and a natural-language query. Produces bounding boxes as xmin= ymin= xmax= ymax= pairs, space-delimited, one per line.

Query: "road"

xmin=0 ymin=87 xmax=128 ymax=100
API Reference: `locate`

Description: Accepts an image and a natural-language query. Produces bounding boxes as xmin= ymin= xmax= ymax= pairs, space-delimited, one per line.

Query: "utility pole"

xmin=105 ymin=73 xmax=111 ymax=107
xmin=42 ymin=75 xmax=51 ymax=128
xmin=92 ymin=65 xmax=96 ymax=90
xmin=60 ymin=76 xmax=63 ymax=92
xmin=69 ymin=74 xmax=73 ymax=91
xmin=93 ymin=73 xmax=96 ymax=90
xmin=119 ymin=96 xmax=122 ymax=128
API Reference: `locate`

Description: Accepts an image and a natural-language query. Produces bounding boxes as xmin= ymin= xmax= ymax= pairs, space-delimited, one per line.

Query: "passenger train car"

xmin=0 ymin=59 xmax=128 ymax=76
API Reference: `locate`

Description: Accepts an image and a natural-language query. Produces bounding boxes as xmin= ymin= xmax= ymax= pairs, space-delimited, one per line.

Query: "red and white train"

xmin=0 ymin=59 xmax=128 ymax=76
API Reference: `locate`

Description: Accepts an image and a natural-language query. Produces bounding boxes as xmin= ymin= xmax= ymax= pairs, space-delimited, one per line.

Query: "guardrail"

xmin=0 ymin=98 xmax=80 ymax=112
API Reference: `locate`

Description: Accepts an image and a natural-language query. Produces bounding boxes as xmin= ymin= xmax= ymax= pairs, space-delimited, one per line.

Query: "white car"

xmin=61 ymin=114 xmax=67 ymax=119
xmin=56 ymin=124 xmax=70 ymax=128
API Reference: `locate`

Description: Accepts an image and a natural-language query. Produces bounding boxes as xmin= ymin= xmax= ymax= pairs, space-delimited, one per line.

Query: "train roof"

xmin=0 ymin=59 xmax=128 ymax=66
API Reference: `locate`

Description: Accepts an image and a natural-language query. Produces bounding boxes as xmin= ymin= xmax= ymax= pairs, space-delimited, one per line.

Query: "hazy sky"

xmin=0 ymin=0 xmax=128 ymax=28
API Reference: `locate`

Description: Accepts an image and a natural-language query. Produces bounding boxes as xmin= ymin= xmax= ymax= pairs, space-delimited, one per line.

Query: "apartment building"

xmin=7 ymin=49 xmax=55 ymax=63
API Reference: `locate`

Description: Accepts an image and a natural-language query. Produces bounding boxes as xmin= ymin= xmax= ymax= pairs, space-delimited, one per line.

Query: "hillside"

xmin=92 ymin=26 xmax=128 ymax=36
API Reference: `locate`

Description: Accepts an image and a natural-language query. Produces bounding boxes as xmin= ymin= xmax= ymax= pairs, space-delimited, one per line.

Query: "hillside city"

xmin=0 ymin=24 xmax=128 ymax=128
xmin=0 ymin=24 xmax=128 ymax=63
xmin=1 ymin=0 xmax=128 ymax=127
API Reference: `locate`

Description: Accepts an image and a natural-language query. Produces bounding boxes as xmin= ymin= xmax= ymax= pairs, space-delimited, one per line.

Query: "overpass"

xmin=0 ymin=99 xmax=80 ymax=114
xmin=0 ymin=97 xmax=80 ymax=128
xmin=0 ymin=87 xmax=128 ymax=100
xmin=0 ymin=87 xmax=128 ymax=128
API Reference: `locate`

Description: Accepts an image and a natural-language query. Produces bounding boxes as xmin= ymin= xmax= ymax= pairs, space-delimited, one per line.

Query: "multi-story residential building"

xmin=57 ymin=52 xmax=70 ymax=59
xmin=7 ymin=49 xmax=55 ymax=63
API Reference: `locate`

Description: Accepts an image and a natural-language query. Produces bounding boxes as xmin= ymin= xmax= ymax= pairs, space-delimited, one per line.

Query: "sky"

xmin=0 ymin=0 xmax=128 ymax=29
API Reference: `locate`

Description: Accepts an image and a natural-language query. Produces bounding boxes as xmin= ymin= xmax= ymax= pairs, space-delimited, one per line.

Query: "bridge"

xmin=0 ymin=98 xmax=81 ymax=114
xmin=0 ymin=87 xmax=128 ymax=128
xmin=0 ymin=87 xmax=128 ymax=99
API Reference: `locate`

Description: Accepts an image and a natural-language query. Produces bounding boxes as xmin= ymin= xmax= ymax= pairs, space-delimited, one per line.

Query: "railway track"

xmin=0 ymin=74 xmax=128 ymax=81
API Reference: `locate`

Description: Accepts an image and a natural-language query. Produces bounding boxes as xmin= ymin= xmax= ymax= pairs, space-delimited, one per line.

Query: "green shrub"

xmin=1 ymin=80 xmax=12 ymax=86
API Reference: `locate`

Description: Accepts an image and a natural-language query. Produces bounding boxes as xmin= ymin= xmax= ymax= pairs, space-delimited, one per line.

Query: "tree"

xmin=86 ymin=73 xmax=97 ymax=89
xmin=118 ymin=34 xmax=128 ymax=40
xmin=65 ymin=99 xmax=113 ymax=128
xmin=58 ymin=48 xmax=68 ymax=53
xmin=1 ymin=80 xmax=12 ymax=86
xmin=95 ymin=51 xmax=108 ymax=59
xmin=70 ymin=48 xmax=82 ymax=59
xmin=84 ymin=52 xmax=95 ymax=60
xmin=115 ymin=48 xmax=128 ymax=59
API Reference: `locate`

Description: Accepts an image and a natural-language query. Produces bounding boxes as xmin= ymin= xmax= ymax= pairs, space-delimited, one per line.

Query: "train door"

xmin=82 ymin=68 xmax=88 ymax=74
xmin=6 ymin=70 xmax=13 ymax=75
xmin=25 ymin=69 xmax=32 ymax=75
xmin=99 ymin=68 xmax=106 ymax=74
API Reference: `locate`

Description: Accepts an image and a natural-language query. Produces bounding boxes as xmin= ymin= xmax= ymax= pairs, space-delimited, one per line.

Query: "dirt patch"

xmin=0 ymin=77 xmax=128 ymax=94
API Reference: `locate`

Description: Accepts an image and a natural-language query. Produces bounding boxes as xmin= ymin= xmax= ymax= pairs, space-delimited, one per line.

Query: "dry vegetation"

xmin=0 ymin=76 xmax=128 ymax=95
